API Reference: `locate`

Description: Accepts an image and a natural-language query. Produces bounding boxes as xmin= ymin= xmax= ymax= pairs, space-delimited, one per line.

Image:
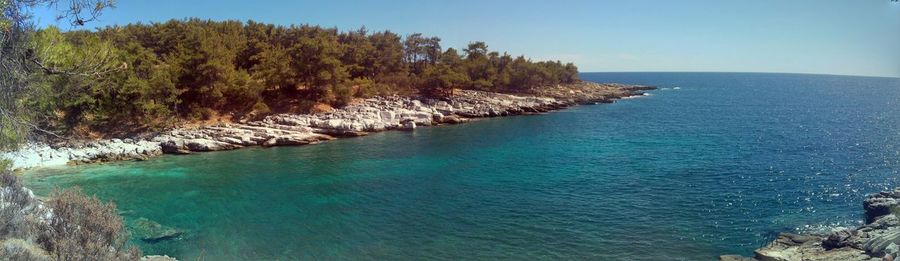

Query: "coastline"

xmin=723 ymin=189 xmax=900 ymax=261
xmin=5 ymin=81 xmax=655 ymax=171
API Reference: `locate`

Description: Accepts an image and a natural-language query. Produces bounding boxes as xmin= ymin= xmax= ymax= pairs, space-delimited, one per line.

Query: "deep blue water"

xmin=23 ymin=72 xmax=900 ymax=260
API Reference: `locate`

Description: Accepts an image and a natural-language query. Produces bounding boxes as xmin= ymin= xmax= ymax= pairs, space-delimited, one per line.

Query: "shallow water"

xmin=23 ymin=72 xmax=900 ymax=260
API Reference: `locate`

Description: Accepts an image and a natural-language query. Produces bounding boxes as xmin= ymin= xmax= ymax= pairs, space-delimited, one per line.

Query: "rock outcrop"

xmin=723 ymin=189 xmax=900 ymax=261
xmin=4 ymin=139 xmax=162 ymax=170
xmin=5 ymin=83 xmax=653 ymax=170
xmin=0 ymin=238 xmax=53 ymax=261
xmin=532 ymin=81 xmax=653 ymax=104
xmin=864 ymin=189 xmax=900 ymax=224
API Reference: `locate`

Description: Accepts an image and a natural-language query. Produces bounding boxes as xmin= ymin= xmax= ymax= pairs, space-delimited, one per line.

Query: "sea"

xmin=23 ymin=72 xmax=900 ymax=260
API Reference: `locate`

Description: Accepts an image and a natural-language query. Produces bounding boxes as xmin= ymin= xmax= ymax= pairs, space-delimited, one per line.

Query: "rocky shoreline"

xmin=722 ymin=189 xmax=900 ymax=261
xmin=5 ymin=82 xmax=654 ymax=170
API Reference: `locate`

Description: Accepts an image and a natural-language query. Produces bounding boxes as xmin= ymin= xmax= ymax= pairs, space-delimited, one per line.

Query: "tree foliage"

xmin=3 ymin=0 xmax=118 ymax=147
xmin=2 ymin=2 xmax=140 ymax=260
xmin=22 ymin=19 xmax=580 ymax=136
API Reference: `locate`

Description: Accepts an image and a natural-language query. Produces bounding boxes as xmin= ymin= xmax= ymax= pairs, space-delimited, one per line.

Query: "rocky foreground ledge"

xmin=5 ymin=82 xmax=654 ymax=170
xmin=722 ymin=189 xmax=900 ymax=261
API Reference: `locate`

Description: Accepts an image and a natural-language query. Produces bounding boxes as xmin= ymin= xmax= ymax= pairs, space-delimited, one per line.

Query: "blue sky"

xmin=31 ymin=0 xmax=900 ymax=77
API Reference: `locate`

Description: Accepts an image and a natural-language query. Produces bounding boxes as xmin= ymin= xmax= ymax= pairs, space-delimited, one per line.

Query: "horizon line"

xmin=579 ymin=71 xmax=900 ymax=79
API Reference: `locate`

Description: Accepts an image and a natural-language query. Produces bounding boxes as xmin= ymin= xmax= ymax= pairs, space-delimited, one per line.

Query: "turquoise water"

xmin=23 ymin=73 xmax=900 ymax=260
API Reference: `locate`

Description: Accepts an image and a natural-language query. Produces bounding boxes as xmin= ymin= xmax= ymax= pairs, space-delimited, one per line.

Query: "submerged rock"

xmin=130 ymin=218 xmax=185 ymax=243
xmin=140 ymin=255 xmax=178 ymax=261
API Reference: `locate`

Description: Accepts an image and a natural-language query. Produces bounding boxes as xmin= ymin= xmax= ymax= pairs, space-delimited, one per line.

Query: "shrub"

xmin=188 ymin=107 xmax=216 ymax=121
xmin=40 ymin=187 xmax=141 ymax=261
xmin=332 ymin=84 xmax=354 ymax=107
xmin=3 ymin=170 xmax=141 ymax=260
xmin=251 ymin=101 xmax=272 ymax=115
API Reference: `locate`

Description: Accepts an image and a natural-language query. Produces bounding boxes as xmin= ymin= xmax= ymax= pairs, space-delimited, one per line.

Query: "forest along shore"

xmin=721 ymin=189 xmax=900 ymax=261
xmin=6 ymin=82 xmax=654 ymax=170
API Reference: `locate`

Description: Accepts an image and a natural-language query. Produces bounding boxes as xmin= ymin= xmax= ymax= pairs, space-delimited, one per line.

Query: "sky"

xmin=31 ymin=0 xmax=900 ymax=77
